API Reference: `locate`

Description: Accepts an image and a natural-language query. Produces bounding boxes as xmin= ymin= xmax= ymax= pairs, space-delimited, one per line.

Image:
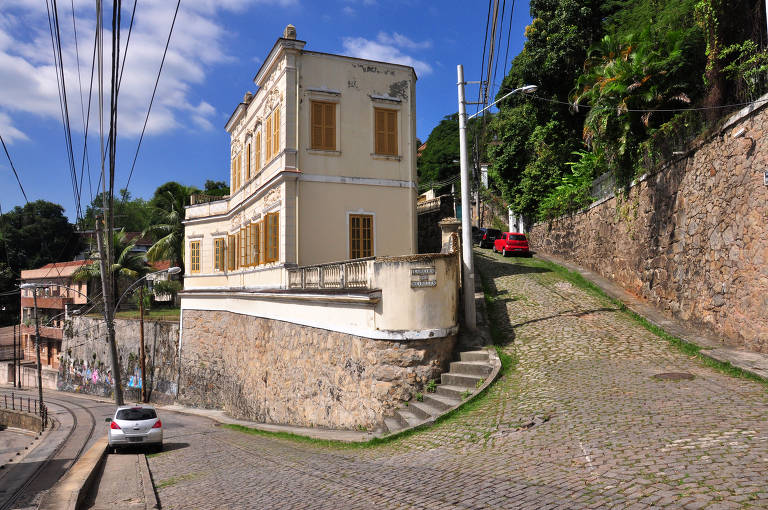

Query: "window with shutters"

xmin=311 ymin=101 xmax=336 ymax=150
xmin=374 ymin=108 xmax=397 ymax=156
xmin=264 ymin=106 xmax=281 ymax=163
xmin=213 ymin=238 xmax=225 ymax=271
xmin=227 ymin=234 xmax=237 ymax=270
xmin=190 ymin=241 xmax=201 ymax=273
xmin=264 ymin=212 xmax=279 ymax=263
xmin=349 ymin=214 xmax=373 ymax=259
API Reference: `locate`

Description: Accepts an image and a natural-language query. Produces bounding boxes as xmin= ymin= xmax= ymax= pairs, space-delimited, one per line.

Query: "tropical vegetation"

xmin=483 ymin=0 xmax=767 ymax=223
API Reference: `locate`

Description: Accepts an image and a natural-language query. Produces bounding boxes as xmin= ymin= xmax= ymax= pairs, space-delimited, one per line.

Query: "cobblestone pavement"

xmin=149 ymin=250 xmax=768 ymax=509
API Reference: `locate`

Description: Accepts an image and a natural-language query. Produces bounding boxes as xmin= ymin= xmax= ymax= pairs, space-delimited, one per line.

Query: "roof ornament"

xmin=284 ymin=24 xmax=296 ymax=40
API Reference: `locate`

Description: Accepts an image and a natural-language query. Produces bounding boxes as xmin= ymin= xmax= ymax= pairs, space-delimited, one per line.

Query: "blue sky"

xmin=0 ymin=0 xmax=531 ymax=221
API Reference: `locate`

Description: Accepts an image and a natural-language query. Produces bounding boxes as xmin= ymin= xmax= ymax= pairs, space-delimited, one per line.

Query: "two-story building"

xmin=179 ymin=26 xmax=459 ymax=431
xmin=183 ymin=24 xmax=418 ymax=288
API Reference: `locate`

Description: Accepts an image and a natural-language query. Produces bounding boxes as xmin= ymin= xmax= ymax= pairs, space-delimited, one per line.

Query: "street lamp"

xmin=114 ymin=266 xmax=181 ymax=403
xmin=457 ymin=63 xmax=536 ymax=331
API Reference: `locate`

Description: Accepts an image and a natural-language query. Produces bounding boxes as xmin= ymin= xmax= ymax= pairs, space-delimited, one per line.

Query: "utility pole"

xmin=97 ymin=222 xmax=124 ymax=405
xmin=12 ymin=322 xmax=17 ymax=388
xmin=457 ymin=64 xmax=477 ymax=330
xmin=31 ymin=287 xmax=44 ymax=410
xmin=139 ymin=285 xmax=147 ymax=403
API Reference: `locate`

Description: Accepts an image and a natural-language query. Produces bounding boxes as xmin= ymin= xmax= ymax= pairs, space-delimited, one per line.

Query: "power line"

xmin=501 ymin=0 xmax=516 ymax=82
xmin=534 ymin=94 xmax=768 ymax=113
xmin=124 ymin=0 xmax=182 ymax=191
xmin=0 ymin=135 xmax=29 ymax=204
xmin=475 ymin=0 xmax=494 ymax=116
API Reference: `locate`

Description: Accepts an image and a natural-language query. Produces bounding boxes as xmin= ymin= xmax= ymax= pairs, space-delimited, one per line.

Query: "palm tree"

xmin=143 ymin=184 xmax=194 ymax=275
xmin=74 ymin=229 xmax=150 ymax=308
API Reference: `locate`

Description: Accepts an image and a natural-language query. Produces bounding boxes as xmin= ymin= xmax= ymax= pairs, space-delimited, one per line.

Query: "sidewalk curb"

xmin=38 ymin=436 xmax=108 ymax=510
xmin=139 ymin=453 xmax=159 ymax=510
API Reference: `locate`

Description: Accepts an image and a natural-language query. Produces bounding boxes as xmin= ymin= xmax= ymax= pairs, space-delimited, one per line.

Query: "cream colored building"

xmin=183 ymin=25 xmax=418 ymax=291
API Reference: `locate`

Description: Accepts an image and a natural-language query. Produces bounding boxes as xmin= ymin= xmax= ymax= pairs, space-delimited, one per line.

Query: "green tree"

xmin=203 ymin=180 xmax=229 ymax=197
xmin=0 ymin=201 xmax=82 ymax=325
xmin=80 ymin=189 xmax=152 ymax=233
xmin=144 ymin=182 xmax=199 ymax=274
xmin=417 ymin=114 xmax=486 ymax=191
xmin=73 ymin=229 xmax=149 ymax=308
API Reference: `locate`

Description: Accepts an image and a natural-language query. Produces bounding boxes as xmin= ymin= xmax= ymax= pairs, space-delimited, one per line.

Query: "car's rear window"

xmin=116 ymin=408 xmax=157 ymax=421
xmin=487 ymin=229 xmax=501 ymax=236
xmin=510 ymin=235 xmax=527 ymax=241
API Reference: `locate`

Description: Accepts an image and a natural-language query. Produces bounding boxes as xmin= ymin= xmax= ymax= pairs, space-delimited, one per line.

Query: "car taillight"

xmin=152 ymin=420 xmax=162 ymax=429
xmin=110 ymin=421 xmax=121 ymax=430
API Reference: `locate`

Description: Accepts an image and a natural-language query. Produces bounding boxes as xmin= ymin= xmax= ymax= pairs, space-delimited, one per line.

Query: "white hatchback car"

xmin=106 ymin=405 xmax=163 ymax=453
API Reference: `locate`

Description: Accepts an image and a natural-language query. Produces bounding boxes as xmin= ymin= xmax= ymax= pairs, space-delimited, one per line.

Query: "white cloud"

xmin=0 ymin=0 xmax=294 ymax=142
xmin=341 ymin=31 xmax=432 ymax=76
xmin=342 ymin=6 xmax=356 ymax=16
xmin=0 ymin=112 xmax=29 ymax=143
xmin=376 ymin=32 xmax=432 ymax=50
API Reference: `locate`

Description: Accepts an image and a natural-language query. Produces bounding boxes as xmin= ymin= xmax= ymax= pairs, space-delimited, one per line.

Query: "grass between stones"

xmin=492 ymin=252 xmax=768 ymax=388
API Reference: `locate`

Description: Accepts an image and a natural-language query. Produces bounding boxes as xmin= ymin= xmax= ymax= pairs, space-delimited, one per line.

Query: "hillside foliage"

xmin=483 ymin=0 xmax=767 ymax=223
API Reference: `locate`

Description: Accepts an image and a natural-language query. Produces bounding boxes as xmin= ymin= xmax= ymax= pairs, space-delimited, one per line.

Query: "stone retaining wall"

xmin=0 ymin=409 xmax=42 ymax=432
xmin=59 ymin=316 xmax=180 ymax=402
xmin=529 ymin=102 xmax=768 ymax=353
xmin=179 ymin=310 xmax=455 ymax=430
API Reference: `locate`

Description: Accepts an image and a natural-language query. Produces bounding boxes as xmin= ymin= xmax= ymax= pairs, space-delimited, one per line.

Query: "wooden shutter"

xmin=386 ymin=110 xmax=397 ymax=155
xmin=246 ymin=143 xmax=251 ymax=180
xmin=255 ymin=132 xmax=261 ymax=171
xmin=324 ymin=102 xmax=335 ymax=150
xmin=265 ymin=212 xmax=279 ymax=263
xmin=349 ymin=214 xmax=373 ymax=258
xmin=311 ymin=101 xmax=336 ymax=150
xmin=311 ymin=102 xmax=324 ymax=149
xmin=266 ymin=116 xmax=272 ymax=162
xmin=190 ymin=241 xmax=200 ymax=273
xmin=374 ymin=109 xmax=386 ymax=154
xmin=272 ymin=107 xmax=280 ymax=158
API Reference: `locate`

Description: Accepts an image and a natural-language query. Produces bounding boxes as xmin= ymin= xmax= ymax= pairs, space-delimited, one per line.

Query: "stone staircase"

xmin=380 ymin=350 xmax=496 ymax=435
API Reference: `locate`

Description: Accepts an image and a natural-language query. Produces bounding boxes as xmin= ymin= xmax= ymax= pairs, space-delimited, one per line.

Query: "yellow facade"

xmin=183 ymin=25 xmax=418 ymax=290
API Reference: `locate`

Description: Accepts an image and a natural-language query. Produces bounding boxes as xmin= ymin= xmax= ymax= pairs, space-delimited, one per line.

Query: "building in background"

xmin=19 ymin=260 xmax=91 ymax=369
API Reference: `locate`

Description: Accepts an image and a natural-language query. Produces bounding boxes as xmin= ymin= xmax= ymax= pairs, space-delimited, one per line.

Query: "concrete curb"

xmin=139 ymin=454 xmax=159 ymax=510
xmin=38 ymin=436 xmax=108 ymax=510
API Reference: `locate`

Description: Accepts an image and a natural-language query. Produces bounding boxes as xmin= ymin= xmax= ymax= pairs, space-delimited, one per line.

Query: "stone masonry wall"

xmin=59 ymin=316 xmax=180 ymax=402
xmin=179 ymin=310 xmax=456 ymax=430
xmin=529 ymin=104 xmax=768 ymax=353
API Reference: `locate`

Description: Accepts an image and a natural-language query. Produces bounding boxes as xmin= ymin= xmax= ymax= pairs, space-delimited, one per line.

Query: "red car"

xmin=493 ymin=232 xmax=531 ymax=257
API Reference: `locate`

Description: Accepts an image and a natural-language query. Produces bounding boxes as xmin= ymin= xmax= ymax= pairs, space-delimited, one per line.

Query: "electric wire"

xmin=0 ymin=134 xmax=29 ymax=204
xmin=124 ymin=0 xmax=182 ymax=191
xmin=489 ymin=0 xmax=507 ymax=103
xmin=501 ymin=0 xmax=516 ymax=84
xmin=531 ymin=94 xmax=768 ymax=113
xmin=45 ymin=0 xmax=82 ymax=223
xmin=475 ymin=0 xmax=494 ymax=116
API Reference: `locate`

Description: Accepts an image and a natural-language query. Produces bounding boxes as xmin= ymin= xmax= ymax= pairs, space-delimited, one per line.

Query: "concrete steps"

xmin=380 ymin=350 xmax=495 ymax=435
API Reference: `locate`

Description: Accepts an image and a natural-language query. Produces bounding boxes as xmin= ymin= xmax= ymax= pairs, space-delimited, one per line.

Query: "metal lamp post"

xmin=457 ymin=64 xmax=536 ymax=330
xmin=114 ymin=266 xmax=181 ymax=403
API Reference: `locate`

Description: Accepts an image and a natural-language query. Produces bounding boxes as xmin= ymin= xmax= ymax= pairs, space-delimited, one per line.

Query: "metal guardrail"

xmin=2 ymin=392 xmax=48 ymax=428
xmin=287 ymin=258 xmax=372 ymax=290
xmin=590 ymin=171 xmax=615 ymax=201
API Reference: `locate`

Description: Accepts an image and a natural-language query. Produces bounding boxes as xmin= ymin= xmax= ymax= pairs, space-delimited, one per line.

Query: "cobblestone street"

xmin=148 ymin=249 xmax=768 ymax=509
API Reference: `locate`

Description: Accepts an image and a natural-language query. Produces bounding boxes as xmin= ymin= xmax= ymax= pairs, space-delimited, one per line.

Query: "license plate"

xmin=128 ymin=436 xmax=143 ymax=442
